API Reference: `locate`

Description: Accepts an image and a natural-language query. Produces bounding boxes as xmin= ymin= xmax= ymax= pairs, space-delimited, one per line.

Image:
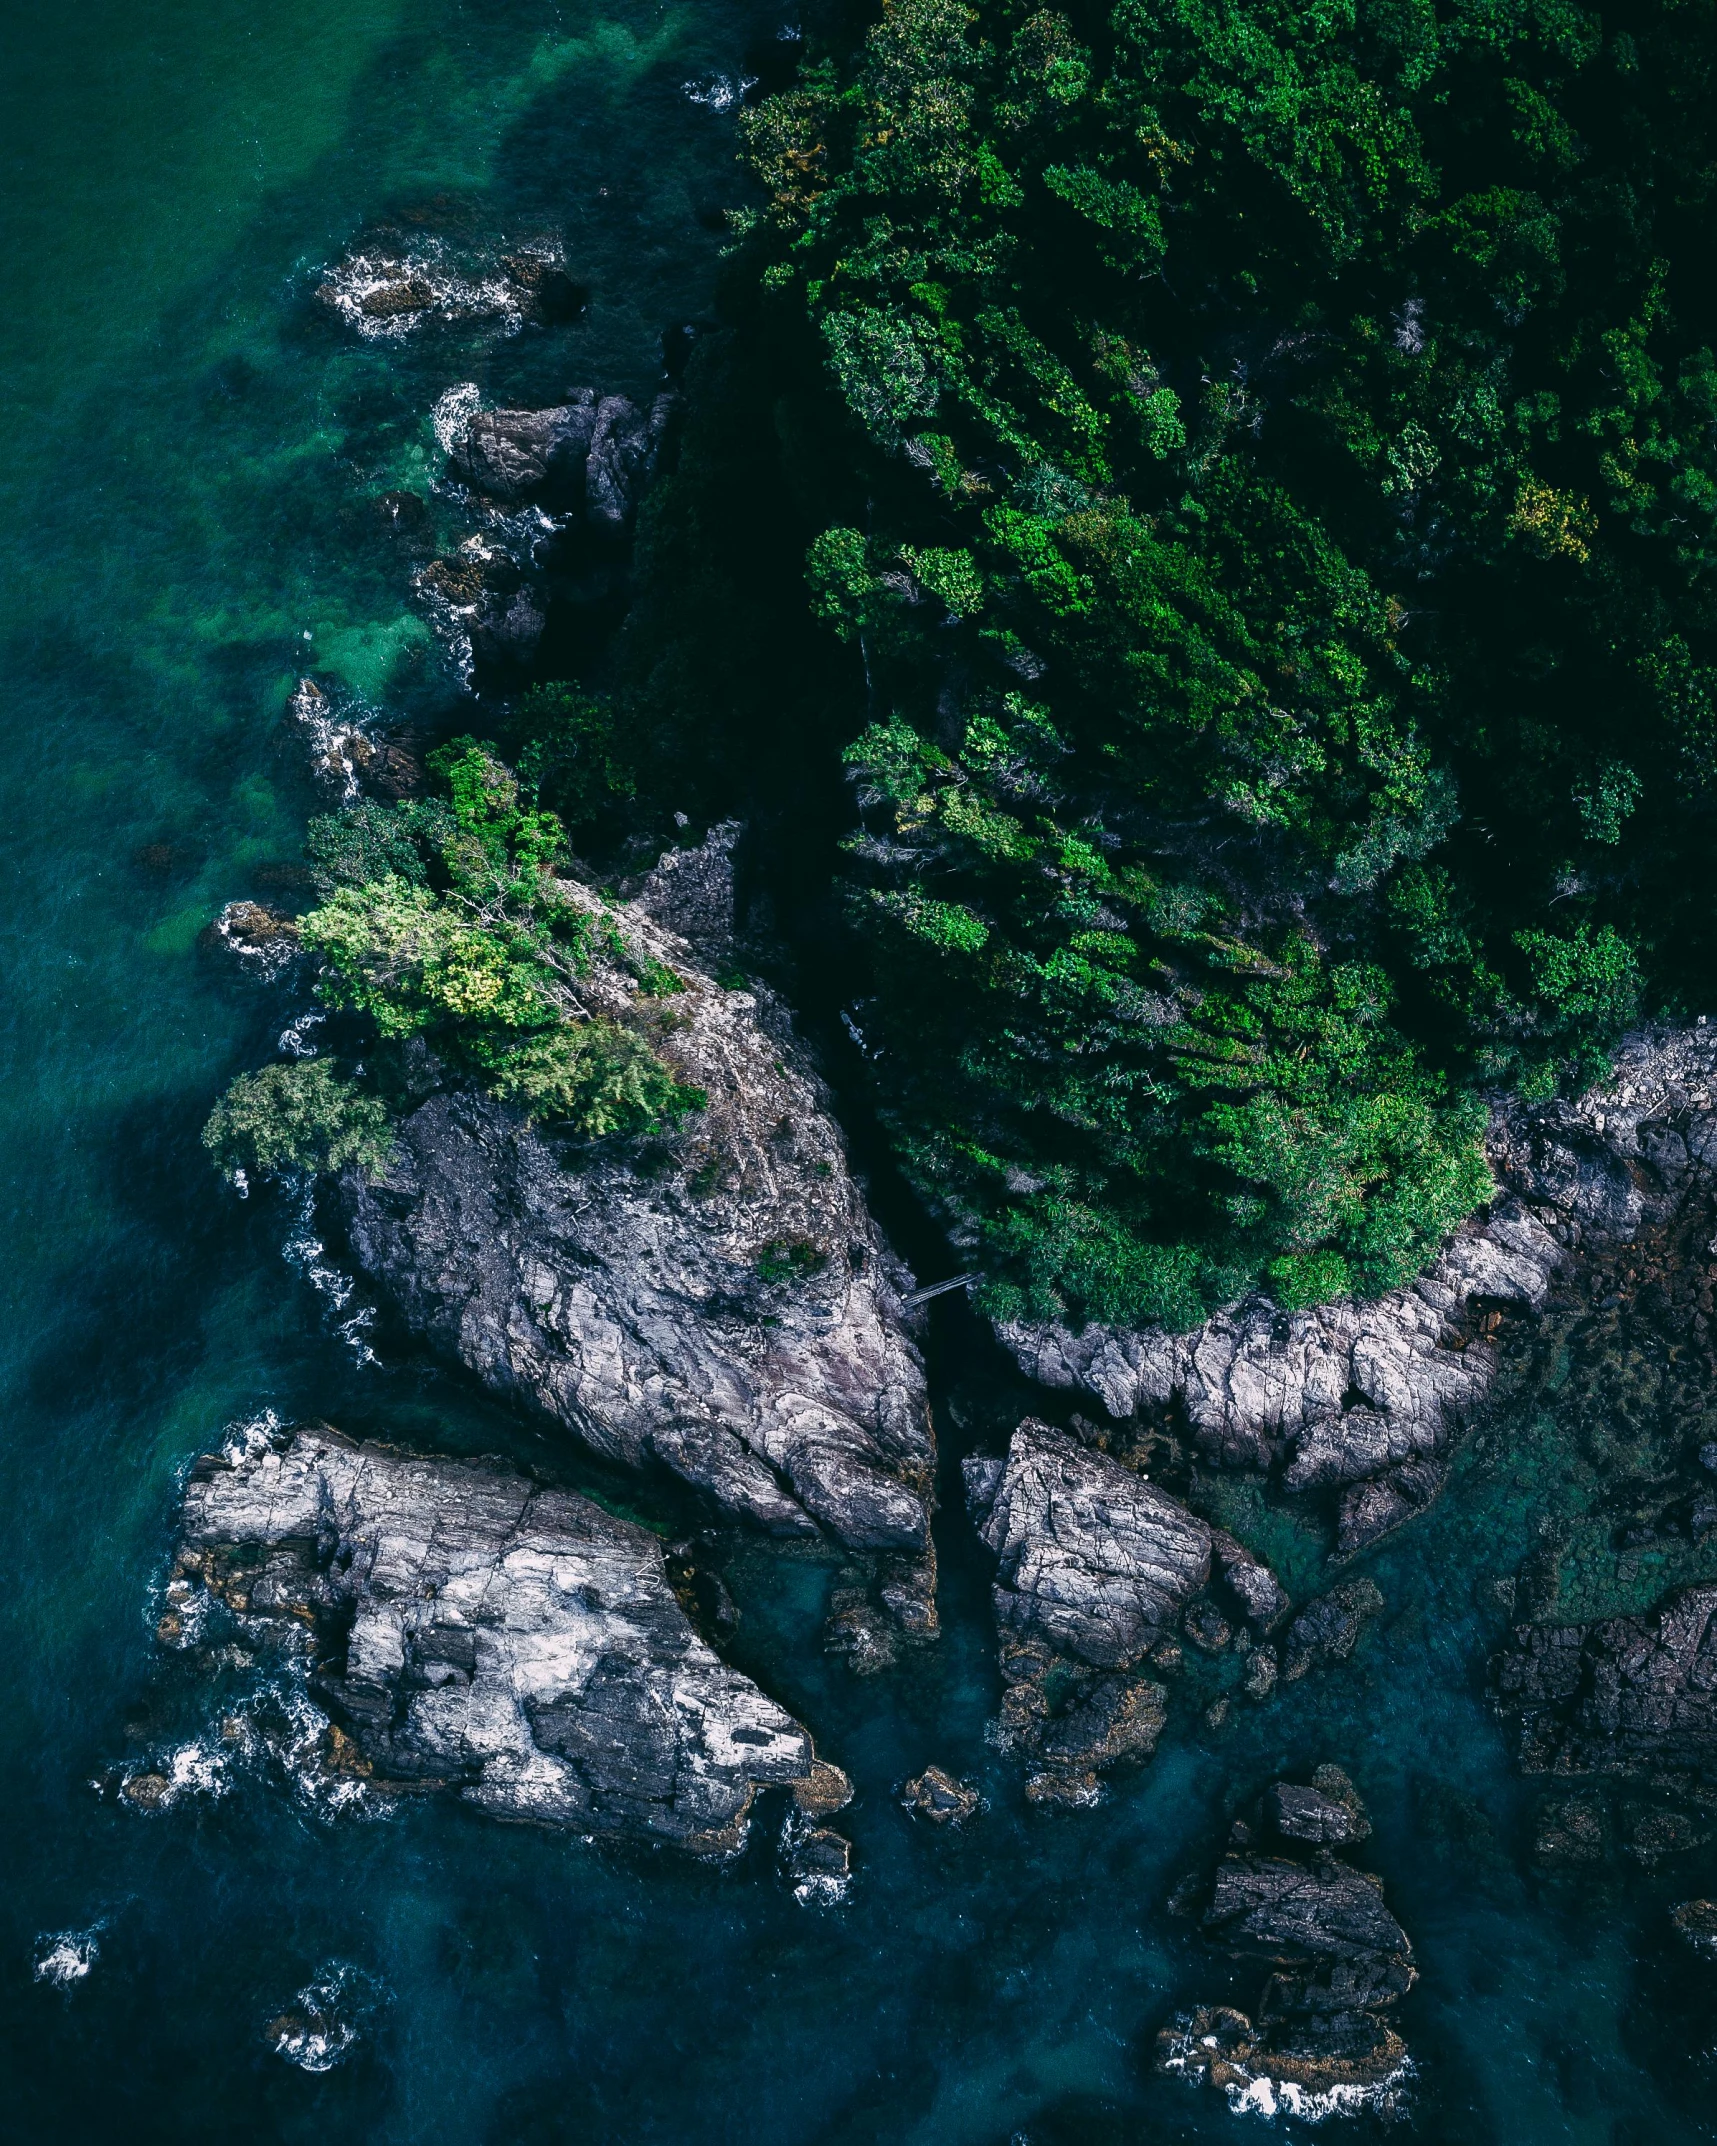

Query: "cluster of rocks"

xmin=964 ymin=1420 xmax=1315 ymax=1801
xmin=1495 ymin=1582 xmax=1717 ymax=1788
xmin=287 ymin=676 xmax=424 ymax=805
xmin=1160 ymin=1768 xmax=1416 ymax=2119
xmin=1001 ymin=1027 xmax=1717 ymax=1561
xmin=315 ymin=242 xmax=586 ymax=342
xmin=414 ymin=390 xmax=675 ymax=676
xmin=164 ymin=1422 xmax=831 ymax=1857
xmin=340 ymin=831 xmax=939 ymax=1624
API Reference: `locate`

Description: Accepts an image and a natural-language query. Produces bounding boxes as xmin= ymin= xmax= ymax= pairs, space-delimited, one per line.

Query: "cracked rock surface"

xmin=341 ymin=830 xmax=934 ymax=1560
xmin=966 ymin=1419 xmax=1286 ymax=1796
xmin=1496 ymin=1582 xmax=1717 ymax=1781
xmin=171 ymin=1423 xmax=814 ymax=1854
xmin=1002 ymin=1027 xmax=1717 ymax=1550
xmin=1160 ymin=1769 xmax=1414 ymax=2113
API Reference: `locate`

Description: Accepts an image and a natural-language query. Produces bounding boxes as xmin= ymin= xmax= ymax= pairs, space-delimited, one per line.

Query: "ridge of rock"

xmin=167 ymin=1422 xmax=816 ymax=1854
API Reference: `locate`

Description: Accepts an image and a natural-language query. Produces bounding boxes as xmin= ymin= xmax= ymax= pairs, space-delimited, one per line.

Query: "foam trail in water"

xmin=33 ymin=1925 xmax=104 ymax=1989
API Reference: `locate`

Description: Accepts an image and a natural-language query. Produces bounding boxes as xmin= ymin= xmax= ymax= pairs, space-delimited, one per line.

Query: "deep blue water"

xmin=1 ymin=3 xmax=1713 ymax=2139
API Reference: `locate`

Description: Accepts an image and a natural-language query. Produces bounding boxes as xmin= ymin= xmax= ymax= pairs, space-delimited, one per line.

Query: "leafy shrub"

xmin=202 ymin=1060 xmax=394 ymax=1181
xmin=481 ymin=1024 xmax=703 ymax=1138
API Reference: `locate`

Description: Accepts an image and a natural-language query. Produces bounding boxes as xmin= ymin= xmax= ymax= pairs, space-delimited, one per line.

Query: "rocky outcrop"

xmin=340 ymin=831 xmax=936 ymax=1577
xmin=901 ymin=1765 xmax=982 ymax=1825
xmin=964 ymin=1419 xmax=1287 ymax=1798
xmin=447 ymin=390 xmax=674 ymax=526
xmin=1495 ymin=1583 xmax=1717 ymax=1784
xmin=166 ymin=1422 xmax=817 ymax=1855
xmin=966 ymin=1420 xmax=1285 ymax=1668
xmin=1160 ymin=1769 xmax=1414 ymax=2120
xmin=1002 ymin=1027 xmax=1717 ymax=1552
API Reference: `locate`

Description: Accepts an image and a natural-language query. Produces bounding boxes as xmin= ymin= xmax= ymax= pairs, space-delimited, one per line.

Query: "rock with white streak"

xmin=169 ymin=1423 xmax=815 ymax=1854
xmin=341 ymin=829 xmax=935 ymax=1563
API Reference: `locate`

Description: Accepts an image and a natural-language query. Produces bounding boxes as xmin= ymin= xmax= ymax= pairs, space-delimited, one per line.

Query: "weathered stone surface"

xmin=1161 ymin=1770 xmax=1414 ymax=2116
xmin=901 ymin=1765 xmax=982 ymax=1825
xmin=341 ymin=835 xmax=934 ymax=1558
xmin=445 ymin=390 xmax=674 ymax=526
xmin=967 ymin=1418 xmax=1212 ymax=1668
xmin=169 ymin=1422 xmax=815 ymax=1854
xmin=449 ymin=397 xmax=599 ymax=503
xmin=1265 ymin=1771 xmax=1371 ymax=1846
xmin=1495 ymin=1583 xmax=1717 ymax=1780
xmin=1004 ymin=1028 xmax=1717 ymax=1550
xmin=1282 ymin=1582 xmax=1385 ymax=1683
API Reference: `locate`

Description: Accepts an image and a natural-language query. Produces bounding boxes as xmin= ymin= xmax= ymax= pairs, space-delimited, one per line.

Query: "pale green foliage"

xmin=482 ymin=1024 xmax=704 ymax=1137
xmin=203 ymin=1060 xmax=394 ymax=1181
xmin=300 ymin=878 xmax=554 ymax=1037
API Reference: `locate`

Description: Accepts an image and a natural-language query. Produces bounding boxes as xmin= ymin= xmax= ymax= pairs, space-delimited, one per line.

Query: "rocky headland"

xmin=338 ymin=829 xmax=938 ymax=1616
xmin=999 ymin=1027 xmax=1717 ymax=1562
xmin=162 ymin=1420 xmax=834 ymax=1856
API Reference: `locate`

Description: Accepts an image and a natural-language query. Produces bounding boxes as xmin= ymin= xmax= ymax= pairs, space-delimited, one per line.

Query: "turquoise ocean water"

xmin=1 ymin=2 xmax=1712 ymax=2138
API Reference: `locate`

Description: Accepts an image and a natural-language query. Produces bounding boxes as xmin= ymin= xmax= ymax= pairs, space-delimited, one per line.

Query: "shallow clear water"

xmin=1 ymin=3 xmax=1713 ymax=2139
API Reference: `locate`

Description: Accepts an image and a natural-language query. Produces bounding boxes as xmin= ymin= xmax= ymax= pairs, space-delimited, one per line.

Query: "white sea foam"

xmin=433 ymin=380 xmax=484 ymax=456
xmin=1158 ymin=2020 xmax=1415 ymax=2124
xmin=316 ymin=244 xmax=562 ymax=343
xmin=682 ymin=72 xmax=757 ymax=112
xmin=266 ymin=1963 xmax=383 ymax=2071
xmin=33 ymin=1926 xmax=102 ymax=1989
xmin=121 ymin=1736 xmax=232 ymax=1811
xmin=278 ymin=1009 xmax=326 ymax=1059
xmin=282 ymin=1182 xmax=380 ymax=1366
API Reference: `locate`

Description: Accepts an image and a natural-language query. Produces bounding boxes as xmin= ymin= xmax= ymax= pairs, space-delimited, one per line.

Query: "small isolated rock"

xmin=1671 ymin=1899 xmax=1717 ymax=1956
xmin=780 ymin=1811 xmax=852 ymax=1904
xmin=1534 ymin=1795 xmax=1606 ymax=1866
xmin=1265 ymin=1773 xmax=1371 ymax=1846
xmin=1183 ymin=1599 xmax=1233 ymax=1653
xmin=203 ymin=900 xmax=299 ymax=979
xmin=1627 ymin=1806 xmax=1710 ymax=1864
xmin=1282 ymin=1580 xmax=1385 ymax=1681
xmin=1243 ymin=1645 xmax=1278 ymax=1701
xmin=901 ymin=1765 xmax=982 ymax=1826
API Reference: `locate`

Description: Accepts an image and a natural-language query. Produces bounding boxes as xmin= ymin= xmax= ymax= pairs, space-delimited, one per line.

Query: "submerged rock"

xmin=1160 ymin=1769 xmax=1414 ymax=2119
xmin=1281 ymin=1581 xmax=1385 ymax=1683
xmin=340 ymin=831 xmax=935 ymax=1567
xmin=1001 ymin=1027 xmax=1717 ymax=1554
xmin=1495 ymin=1583 xmax=1717 ymax=1782
xmin=169 ymin=1421 xmax=818 ymax=1856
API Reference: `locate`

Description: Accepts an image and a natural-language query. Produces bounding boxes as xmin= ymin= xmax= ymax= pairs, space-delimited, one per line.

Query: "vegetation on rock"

xmin=609 ymin=0 xmax=1717 ymax=1331
xmin=204 ymin=741 xmax=700 ymax=1177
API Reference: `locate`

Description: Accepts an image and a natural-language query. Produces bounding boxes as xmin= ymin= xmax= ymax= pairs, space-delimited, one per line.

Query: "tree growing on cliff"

xmin=612 ymin=0 xmax=1717 ymax=1329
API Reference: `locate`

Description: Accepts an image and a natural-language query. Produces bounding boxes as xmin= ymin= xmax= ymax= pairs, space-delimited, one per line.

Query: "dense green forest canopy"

xmin=609 ymin=0 xmax=1717 ymax=1331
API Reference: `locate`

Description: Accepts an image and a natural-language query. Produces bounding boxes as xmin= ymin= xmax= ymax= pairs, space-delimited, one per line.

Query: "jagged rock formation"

xmin=901 ymin=1765 xmax=982 ymax=1825
xmin=964 ymin=1419 xmax=1287 ymax=1798
xmin=166 ymin=1422 xmax=816 ymax=1854
xmin=447 ymin=390 xmax=674 ymax=526
xmin=1160 ymin=1768 xmax=1415 ymax=2119
xmin=341 ymin=830 xmax=936 ymax=1581
xmin=1495 ymin=1583 xmax=1717 ymax=1784
xmin=1003 ymin=1027 xmax=1717 ymax=1554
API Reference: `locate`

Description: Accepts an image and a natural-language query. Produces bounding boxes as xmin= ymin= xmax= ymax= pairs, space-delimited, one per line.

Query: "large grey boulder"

xmin=1002 ymin=1027 xmax=1717 ymax=1548
xmin=341 ymin=833 xmax=934 ymax=1560
xmin=167 ymin=1423 xmax=815 ymax=1854
xmin=447 ymin=390 xmax=674 ymax=523
xmin=966 ymin=1417 xmax=1214 ymax=1668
